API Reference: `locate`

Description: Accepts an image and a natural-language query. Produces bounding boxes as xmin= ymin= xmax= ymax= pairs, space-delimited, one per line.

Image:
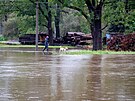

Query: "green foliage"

xmin=129 ymin=0 xmax=135 ymax=9
xmin=124 ymin=10 xmax=135 ymax=33
xmin=0 ymin=0 xmax=135 ymax=40
xmin=79 ymin=17 xmax=91 ymax=34
xmin=60 ymin=9 xmax=81 ymax=34
xmin=3 ymin=13 xmax=19 ymax=39
xmin=65 ymin=50 xmax=135 ymax=55
xmin=60 ymin=8 xmax=90 ymax=35
xmin=17 ymin=15 xmax=36 ymax=34
xmin=103 ymin=0 xmax=135 ymax=33
xmin=0 ymin=0 xmax=36 ymax=38
xmin=0 ymin=35 xmax=6 ymax=41
xmin=103 ymin=1 xmax=125 ymax=25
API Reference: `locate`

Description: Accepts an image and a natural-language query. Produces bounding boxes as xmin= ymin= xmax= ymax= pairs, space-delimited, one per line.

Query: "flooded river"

xmin=0 ymin=48 xmax=135 ymax=101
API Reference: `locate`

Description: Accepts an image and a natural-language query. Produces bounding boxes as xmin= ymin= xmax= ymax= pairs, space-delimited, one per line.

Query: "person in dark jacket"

xmin=42 ymin=36 xmax=49 ymax=52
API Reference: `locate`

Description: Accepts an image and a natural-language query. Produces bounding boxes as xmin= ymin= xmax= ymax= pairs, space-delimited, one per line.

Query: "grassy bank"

xmin=0 ymin=43 xmax=135 ymax=55
xmin=0 ymin=44 xmax=73 ymax=49
xmin=65 ymin=50 xmax=135 ymax=55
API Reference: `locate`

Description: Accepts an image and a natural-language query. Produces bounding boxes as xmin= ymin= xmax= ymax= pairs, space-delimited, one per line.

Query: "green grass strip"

xmin=1 ymin=44 xmax=135 ymax=55
xmin=0 ymin=44 xmax=73 ymax=49
xmin=65 ymin=50 xmax=135 ymax=55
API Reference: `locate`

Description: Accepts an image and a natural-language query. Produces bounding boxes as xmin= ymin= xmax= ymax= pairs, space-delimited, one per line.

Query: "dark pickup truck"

xmin=19 ymin=33 xmax=47 ymax=45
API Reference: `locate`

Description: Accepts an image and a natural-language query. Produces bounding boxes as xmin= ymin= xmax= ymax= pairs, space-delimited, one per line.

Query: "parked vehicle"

xmin=19 ymin=33 xmax=47 ymax=45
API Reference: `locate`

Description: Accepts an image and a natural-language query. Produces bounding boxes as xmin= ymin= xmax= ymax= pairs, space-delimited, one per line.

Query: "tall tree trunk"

xmin=55 ymin=4 xmax=60 ymax=38
xmin=85 ymin=0 xmax=103 ymax=50
xmin=48 ymin=10 xmax=53 ymax=44
xmin=46 ymin=0 xmax=53 ymax=44
xmin=125 ymin=0 xmax=129 ymax=13
xmin=92 ymin=7 xmax=102 ymax=50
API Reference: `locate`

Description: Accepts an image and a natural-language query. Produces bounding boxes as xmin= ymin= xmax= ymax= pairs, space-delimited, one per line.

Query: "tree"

xmin=45 ymin=0 xmax=53 ymax=44
xmin=103 ymin=0 xmax=135 ymax=33
xmin=1 ymin=0 xmax=135 ymax=47
xmin=55 ymin=4 xmax=60 ymax=38
xmin=57 ymin=0 xmax=104 ymax=50
xmin=29 ymin=0 xmax=55 ymax=44
xmin=0 ymin=0 xmax=36 ymax=35
xmin=85 ymin=0 xmax=104 ymax=50
xmin=3 ymin=13 xmax=19 ymax=39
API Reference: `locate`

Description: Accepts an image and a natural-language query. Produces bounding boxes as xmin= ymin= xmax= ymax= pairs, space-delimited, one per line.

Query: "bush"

xmin=0 ymin=36 xmax=6 ymax=41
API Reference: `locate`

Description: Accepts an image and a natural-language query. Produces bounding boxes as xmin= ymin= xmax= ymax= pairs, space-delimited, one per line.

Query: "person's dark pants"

xmin=42 ymin=45 xmax=48 ymax=51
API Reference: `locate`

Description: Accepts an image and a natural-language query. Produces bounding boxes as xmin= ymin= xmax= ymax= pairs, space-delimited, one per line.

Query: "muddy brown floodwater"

xmin=0 ymin=48 xmax=135 ymax=101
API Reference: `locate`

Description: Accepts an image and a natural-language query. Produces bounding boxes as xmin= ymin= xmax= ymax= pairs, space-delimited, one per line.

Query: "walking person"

xmin=42 ymin=35 xmax=49 ymax=52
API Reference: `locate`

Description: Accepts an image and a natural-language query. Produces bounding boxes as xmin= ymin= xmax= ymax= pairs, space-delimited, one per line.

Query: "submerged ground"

xmin=0 ymin=47 xmax=135 ymax=101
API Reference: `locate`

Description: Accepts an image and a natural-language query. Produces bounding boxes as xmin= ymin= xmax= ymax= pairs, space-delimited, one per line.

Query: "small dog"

xmin=83 ymin=45 xmax=92 ymax=50
xmin=59 ymin=46 xmax=68 ymax=52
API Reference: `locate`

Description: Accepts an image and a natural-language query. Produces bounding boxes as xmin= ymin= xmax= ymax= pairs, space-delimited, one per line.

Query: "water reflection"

xmin=85 ymin=55 xmax=102 ymax=101
xmin=0 ymin=50 xmax=135 ymax=101
xmin=101 ymin=55 xmax=135 ymax=101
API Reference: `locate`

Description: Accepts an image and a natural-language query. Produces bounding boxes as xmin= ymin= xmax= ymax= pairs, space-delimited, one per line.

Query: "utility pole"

xmin=35 ymin=0 xmax=39 ymax=51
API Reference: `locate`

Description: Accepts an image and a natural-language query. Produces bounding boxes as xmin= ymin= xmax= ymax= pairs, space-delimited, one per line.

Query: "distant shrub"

xmin=0 ymin=36 xmax=6 ymax=41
